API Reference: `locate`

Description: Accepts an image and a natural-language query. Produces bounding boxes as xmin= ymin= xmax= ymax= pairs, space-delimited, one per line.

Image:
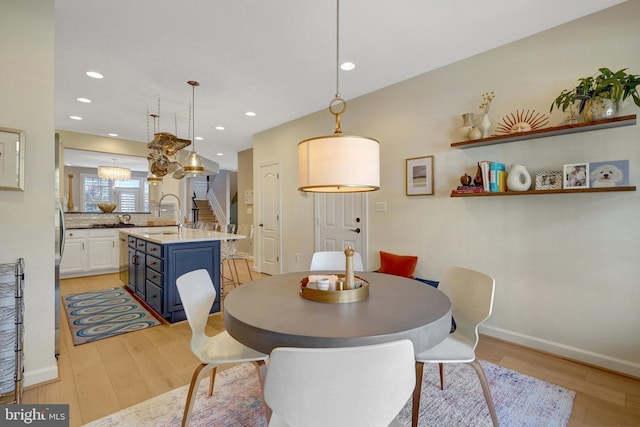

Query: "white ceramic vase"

xmin=458 ymin=112 xmax=474 ymax=140
xmin=479 ymin=113 xmax=491 ymax=138
xmin=468 ymin=127 xmax=482 ymax=140
xmin=507 ymin=164 xmax=531 ymax=191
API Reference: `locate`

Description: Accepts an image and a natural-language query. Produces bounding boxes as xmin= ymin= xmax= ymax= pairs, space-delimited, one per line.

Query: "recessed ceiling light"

xmin=76 ymin=97 xmax=91 ymax=103
xmin=195 ymin=136 xmax=203 ymax=140
xmin=215 ymin=126 xmax=224 ymax=130
xmin=69 ymin=116 xmax=83 ymax=120
xmin=108 ymin=133 xmax=118 ymax=137
xmin=86 ymin=71 xmax=103 ymax=79
xmin=340 ymin=62 xmax=356 ymax=71
xmin=245 ymin=111 xmax=256 ymax=117
xmin=217 ymin=153 xmax=224 ymax=156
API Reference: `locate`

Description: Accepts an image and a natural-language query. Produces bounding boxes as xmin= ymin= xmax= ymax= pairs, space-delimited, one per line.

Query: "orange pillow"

xmin=378 ymin=251 xmax=418 ymax=279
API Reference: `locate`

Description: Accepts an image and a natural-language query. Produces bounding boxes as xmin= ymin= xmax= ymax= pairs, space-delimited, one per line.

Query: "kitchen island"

xmin=119 ymin=228 xmax=242 ymax=323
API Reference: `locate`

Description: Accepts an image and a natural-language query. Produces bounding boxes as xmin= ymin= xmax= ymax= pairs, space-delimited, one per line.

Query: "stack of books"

xmin=451 ymin=160 xmax=508 ymax=195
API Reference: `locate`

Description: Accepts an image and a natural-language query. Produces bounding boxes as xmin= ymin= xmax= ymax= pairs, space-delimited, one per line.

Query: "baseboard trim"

xmin=24 ymin=364 xmax=58 ymax=388
xmin=480 ymin=324 xmax=640 ymax=378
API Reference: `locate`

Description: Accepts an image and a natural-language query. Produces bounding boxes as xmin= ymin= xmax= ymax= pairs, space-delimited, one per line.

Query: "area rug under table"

xmin=63 ymin=287 xmax=161 ymax=345
xmin=85 ymin=360 xmax=575 ymax=427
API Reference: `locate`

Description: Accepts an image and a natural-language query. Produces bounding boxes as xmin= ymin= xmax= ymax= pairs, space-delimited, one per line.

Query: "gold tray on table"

xmin=299 ymin=275 xmax=369 ymax=304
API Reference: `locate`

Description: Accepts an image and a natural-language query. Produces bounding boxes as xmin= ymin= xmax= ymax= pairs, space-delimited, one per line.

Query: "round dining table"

xmin=224 ymin=271 xmax=452 ymax=354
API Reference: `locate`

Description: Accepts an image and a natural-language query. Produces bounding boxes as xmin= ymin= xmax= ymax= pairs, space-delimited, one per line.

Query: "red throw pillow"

xmin=378 ymin=251 xmax=418 ymax=279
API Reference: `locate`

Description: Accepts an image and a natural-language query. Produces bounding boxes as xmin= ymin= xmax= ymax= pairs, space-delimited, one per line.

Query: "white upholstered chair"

xmin=176 ymin=269 xmax=269 ymax=426
xmin=412 ymin=266 xmax=498 ymax=427
xmin=309 ymin=250 xmax=364 ymax=271
xmin=264 ymin=340 xmax=415 ymax=427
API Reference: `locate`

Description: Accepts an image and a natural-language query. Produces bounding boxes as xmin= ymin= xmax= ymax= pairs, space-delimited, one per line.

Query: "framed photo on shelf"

xmin=0 ymin=127 xmax=25 ymax=191
xmin=406 ymin=155 xmax=434 ymax=196
xmin=563 ymin=163 xmax=589 ymax=189
xmin=535 ymin=170 xmax=562 ymax=190
xmin=588 ymin=159 xmax=629 ymax=188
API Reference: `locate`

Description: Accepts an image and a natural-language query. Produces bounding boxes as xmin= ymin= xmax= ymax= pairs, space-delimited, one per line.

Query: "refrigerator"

xmin=54 ymin=133 xmax=64 ymax=358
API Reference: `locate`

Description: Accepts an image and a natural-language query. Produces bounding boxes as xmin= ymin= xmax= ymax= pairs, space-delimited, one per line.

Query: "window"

xmin=81 ymin=174 xmax=148 ymax=212
xmin=83 ymin=176 xmax=111 ymax=212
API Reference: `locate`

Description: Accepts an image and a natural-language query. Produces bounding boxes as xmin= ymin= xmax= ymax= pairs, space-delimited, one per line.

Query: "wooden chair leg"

xmin=469 ymin=360 xmax=499 ymax=427
xmin=208 ymin=367 xmax=216 ymax=396
xmin=439 ymin=362 xmax=445 ymax=390
xmin=182 ymin=363 xmax=216 ymax=427
xmin=412 ymin=361 xmax=425 ymax=427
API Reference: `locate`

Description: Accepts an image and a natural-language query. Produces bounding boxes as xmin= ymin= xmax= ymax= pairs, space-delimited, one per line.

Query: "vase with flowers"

xmin=478 ymin=91 xmax=495 ymax=138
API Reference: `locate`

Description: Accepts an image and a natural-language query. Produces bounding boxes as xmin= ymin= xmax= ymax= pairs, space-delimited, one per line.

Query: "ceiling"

xmin=54 ymin=0 xmax=625 ymax=171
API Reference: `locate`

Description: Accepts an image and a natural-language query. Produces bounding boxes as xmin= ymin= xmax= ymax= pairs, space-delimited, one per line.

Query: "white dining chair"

xmin=411 ymin=266 xmax=498 ymax=427
xmin=309 ymin=250 xmax=364 ymax=271
xmin=176 ymin=269 xmax=269 ymax=427
xmin=263 ymin=340 xmax=415 ymax=427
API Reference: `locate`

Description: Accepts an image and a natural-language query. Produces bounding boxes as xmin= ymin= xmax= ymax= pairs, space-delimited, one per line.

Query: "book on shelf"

xmin=488 ymin=162 xmax=506 ymax=192
xmin=451 ymin=186 xmax=485 ymax=194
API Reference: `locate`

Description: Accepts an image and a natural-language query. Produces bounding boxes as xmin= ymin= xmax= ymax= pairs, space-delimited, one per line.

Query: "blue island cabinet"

xmin=127 ymin=235 xmax=221 ymax=323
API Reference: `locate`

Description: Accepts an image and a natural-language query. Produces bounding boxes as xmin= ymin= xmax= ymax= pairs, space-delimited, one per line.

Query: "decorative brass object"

xmin=67 ymin=174 xmax=74 ymax=211
xmin=299 ymin=275 xmax=369 ymax=304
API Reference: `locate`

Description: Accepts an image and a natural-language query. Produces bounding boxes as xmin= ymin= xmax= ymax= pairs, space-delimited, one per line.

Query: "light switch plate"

xmin=375 ymin=202 xmax=387 ymax=212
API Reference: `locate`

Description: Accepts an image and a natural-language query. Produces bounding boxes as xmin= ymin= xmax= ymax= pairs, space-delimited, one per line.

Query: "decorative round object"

xmin=507 ymin=164 xmax=531 ymax=191
xmin=460 ymin=173 xmax=472 ymax=186
xmin=479 ymin=113 xmax=491 ymax=138
xmin=458 ymin=112 xmax=474 ymax=140
xmin=468 ymin=127 xmax=482 ymax=140
xmin=582 ymin=98 xmax=618 ymax=122
xmin=300 ymin=275 xmax=369 ymax=304
xmin=98 ymin=203 xmax=117 ymax=213
xmin=495 ymin=109 xmax=549 ymax=134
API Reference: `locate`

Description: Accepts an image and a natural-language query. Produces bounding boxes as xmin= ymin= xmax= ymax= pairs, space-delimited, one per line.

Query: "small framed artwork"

xmin=0 ymin=127 xmax=25 ymax=191
xmin=563 ymin=163 xmax=589 ymax=189
xmin=406 ymin=155 xmax=434 ymax=196
xmin=589 ymin=159 xmax=629 ymax=187
xmin=535 ymin=170 xmax=562 ymax=190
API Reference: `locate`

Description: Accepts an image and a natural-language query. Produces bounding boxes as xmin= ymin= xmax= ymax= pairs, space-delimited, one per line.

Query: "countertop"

xmin=119 ymin=227 xmax=245 ymax=245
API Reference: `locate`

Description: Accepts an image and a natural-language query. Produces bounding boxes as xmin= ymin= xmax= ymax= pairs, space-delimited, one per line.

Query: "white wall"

xmin=0 ymin=1 xmax=57 ymax=385
xmin=254 ymin=1 xmax=640 ymax=376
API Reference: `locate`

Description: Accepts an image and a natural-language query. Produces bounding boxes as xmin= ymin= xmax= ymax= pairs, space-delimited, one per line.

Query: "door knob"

xmin=349 ymin=227 xmax=361 ymax=233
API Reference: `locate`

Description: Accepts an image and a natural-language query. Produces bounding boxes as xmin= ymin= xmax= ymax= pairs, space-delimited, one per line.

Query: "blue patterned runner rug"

xmin=63 ymin=287 xmax=161 ymax=345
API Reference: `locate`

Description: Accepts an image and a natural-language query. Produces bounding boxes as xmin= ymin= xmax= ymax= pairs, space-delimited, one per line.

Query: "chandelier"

xmin=297 ymin=0 xmax=379 ymax=193
xmin=98 ymin=159 xmax=131 ymax=181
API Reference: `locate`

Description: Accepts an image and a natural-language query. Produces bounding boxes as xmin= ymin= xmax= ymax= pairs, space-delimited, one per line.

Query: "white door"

xmin=257 ymin=161 xmax=281 ymax=275
xmin=316 ymin=193 xmax=367 ymax=268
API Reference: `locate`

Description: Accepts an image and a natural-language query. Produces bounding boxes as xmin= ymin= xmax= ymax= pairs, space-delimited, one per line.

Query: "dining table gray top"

xmin=223 ymin=271 xmax=452 ymax=354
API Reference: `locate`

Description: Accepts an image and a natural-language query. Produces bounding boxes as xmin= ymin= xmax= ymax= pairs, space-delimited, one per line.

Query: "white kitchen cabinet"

xmin=60 ymin=229 xmax=119 ymax=277
xmin=88 ymin=229 xmax=118 ymax=271
xmin=60 ymin=229 xmax=88 ymax=275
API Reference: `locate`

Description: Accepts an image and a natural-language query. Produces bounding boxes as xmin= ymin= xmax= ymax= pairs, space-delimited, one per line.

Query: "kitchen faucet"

xmin=158 ymin=193 xmax=183 ymax=230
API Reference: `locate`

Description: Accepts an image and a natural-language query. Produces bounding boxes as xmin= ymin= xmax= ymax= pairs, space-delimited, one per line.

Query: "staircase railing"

xmin=207 ymin=187 xmax=227 ymax=226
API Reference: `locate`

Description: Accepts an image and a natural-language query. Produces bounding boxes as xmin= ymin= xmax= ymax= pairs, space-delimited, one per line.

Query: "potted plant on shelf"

xmin=550 ymin=67 xmax=640 ymax=122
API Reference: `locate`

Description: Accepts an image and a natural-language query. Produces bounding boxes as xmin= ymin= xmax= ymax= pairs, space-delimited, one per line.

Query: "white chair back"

xmin=309 ymin=250 xmax=364 ymax=271
xmin=264 ymin=340 xmax=415 ymax=427
xmin=176 ymin=269 xmax=216 ymax=352
xmin=439 ymin=266 xmax=495 ymax=350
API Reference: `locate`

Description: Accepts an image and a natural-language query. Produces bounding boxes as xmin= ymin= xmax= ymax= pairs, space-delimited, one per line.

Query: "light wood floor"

xmin=24 ymin=264 xmax=640 ymax=426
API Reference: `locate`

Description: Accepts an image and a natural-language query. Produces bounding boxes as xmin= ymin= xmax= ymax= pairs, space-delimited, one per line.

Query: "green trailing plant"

xmin=550 ymin=67 xmax=640 ymax=113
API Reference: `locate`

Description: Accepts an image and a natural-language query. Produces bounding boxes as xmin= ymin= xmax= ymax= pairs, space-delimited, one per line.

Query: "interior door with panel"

xmin=316 ymin=193 xmax=367 ymax=269
xmin=257 ymin=161 xmax=281 ymax=276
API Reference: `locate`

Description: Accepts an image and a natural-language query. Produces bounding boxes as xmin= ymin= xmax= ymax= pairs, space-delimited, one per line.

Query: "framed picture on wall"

xmin=563 ymin=163 xmax=589 ymax=189
xmin=588 ymin=159 xmax=629 ymax=187
xmin=406 ymin=155 xmax=434 ymax=196
xmin=0 ymin=127 xmax=25 ymax=191
xmin=534 ymin=170 xmax=562 ymax=190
